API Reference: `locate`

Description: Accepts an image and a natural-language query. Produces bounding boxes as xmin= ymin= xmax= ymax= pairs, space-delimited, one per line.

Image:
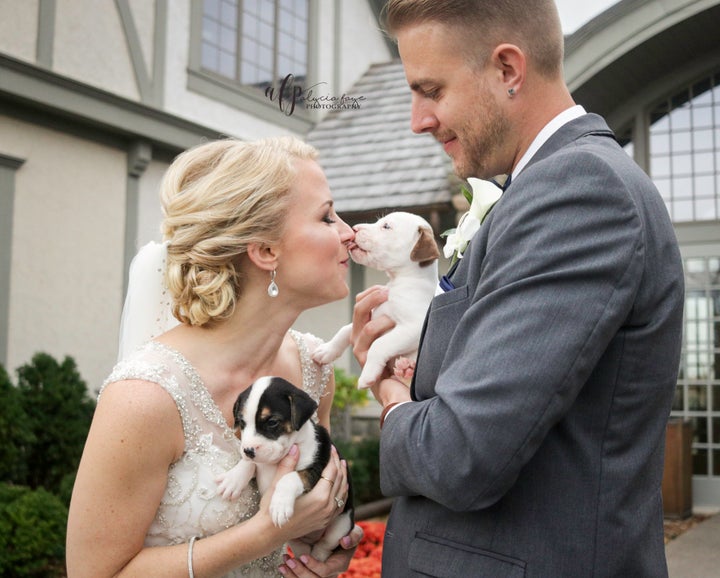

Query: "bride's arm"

xmin=66 ymin=379 xmax=343 ymax=578
xmin=66 ymin=378 xmax=187 ymax=576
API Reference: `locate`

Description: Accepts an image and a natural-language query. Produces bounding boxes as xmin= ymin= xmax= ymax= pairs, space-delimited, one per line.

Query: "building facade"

xmin=0 ymin=0 xmax=392 ymax=392
xmin=1 ymin=0 xmax=719 ymax=507
xmin=564 ymin=0 xmax=720 ymax=509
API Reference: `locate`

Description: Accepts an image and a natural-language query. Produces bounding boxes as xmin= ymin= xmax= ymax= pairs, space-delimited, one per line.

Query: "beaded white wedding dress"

xmin=102 ymin=330 xmax=332 ymax=577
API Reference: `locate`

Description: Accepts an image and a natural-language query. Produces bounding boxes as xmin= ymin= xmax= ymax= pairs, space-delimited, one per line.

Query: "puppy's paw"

xmin=393 ymin=357 xmax=415 ymax=383
xmin=312 ymin=343 xmax=341 ymax=365
xmin=358 ymin=362 xmax=384 ymax=390
xmin=287 ymin=539 xmax=312 ymax=559
xmin=269 ymin=492 xmax=296 ymax=527
xmin=312 ymin=325 xmax=352 ymax=365
xmin=310 ymin=544 xmax=334 ymax=563
xmin=357 ymin=375 xmax=375 ymax=390
xmin=216 ymin=460 xmax=255 ymax=501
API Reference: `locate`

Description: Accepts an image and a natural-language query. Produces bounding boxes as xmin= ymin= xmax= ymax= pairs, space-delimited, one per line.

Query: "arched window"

xmin=649 ymin=74 xmax=720 ymax=222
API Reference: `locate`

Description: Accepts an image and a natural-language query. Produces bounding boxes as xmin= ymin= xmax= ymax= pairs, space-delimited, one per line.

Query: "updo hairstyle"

xmin=160 ymin=136 xmax=318 ymax=326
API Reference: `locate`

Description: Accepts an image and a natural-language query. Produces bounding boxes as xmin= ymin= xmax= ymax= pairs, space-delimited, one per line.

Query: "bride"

xmin=66 ymin=136 xmax=363 ymax=577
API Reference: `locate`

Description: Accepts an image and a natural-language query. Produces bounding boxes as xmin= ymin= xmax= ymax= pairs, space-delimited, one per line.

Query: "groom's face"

xmin=398 ymin=22 xmax=511 ymax=180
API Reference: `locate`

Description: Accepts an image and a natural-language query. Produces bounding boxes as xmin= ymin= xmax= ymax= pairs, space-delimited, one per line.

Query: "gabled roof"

xmin=307 ymin=60 xmax=455 ymax=220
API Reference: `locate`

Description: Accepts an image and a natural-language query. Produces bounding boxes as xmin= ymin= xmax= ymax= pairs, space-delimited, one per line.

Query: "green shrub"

xmin=0 ymin=367 xmax=35 ymax=484
xmin=331 ymin=367 xmax=368 ymax=413
xmin=15 ymin=353 xmax=95 ymax=497
xmin=335 ymin=437 xmax=382 ymax=506
xmin=0 ymin=483 xmax=67 ymax=577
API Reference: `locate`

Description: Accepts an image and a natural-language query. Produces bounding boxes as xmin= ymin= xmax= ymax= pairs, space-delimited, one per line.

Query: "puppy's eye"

xmin=265 ymin=417 xmax=282 ymax=430
xmin=382 ymin=222 xmax=392 ymax=230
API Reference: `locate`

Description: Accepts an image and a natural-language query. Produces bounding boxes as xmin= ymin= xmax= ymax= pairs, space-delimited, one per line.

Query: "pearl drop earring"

xmin=267 ymin=269 xmax=279 ymax=298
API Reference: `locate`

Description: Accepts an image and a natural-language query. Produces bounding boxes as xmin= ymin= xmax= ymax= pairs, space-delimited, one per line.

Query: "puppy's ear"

xmin=233 ymin=388 xmax=251 ymax=428
xmin=288 ymin=390 xmax=318 ymax=431
xmin=410 ymin=227 xmax=440 ymax=267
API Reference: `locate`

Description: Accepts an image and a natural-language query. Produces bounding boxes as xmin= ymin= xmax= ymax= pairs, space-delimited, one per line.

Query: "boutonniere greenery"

xmin=442 ymin=177 xmax=504 ymax=265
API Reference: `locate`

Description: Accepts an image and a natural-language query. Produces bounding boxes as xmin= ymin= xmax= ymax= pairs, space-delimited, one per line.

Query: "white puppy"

xmin=313 ymin=211 xmax=440 ymax=389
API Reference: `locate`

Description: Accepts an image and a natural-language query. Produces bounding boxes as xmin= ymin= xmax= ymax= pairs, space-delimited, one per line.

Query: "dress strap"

xmin=289 ymin=329 xmax=333 ymax=403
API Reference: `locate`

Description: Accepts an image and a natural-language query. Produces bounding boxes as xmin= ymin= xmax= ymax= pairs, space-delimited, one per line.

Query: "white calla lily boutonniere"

xmin=442 ymin=178 xmax=503 ymax=265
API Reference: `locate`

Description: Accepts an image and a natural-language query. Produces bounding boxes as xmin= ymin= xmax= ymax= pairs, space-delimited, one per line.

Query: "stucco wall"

xmin=136 ymin=159 xmax=169 ymax=246
xmin=53 ymin=0 xmax=140 ymax=100
xmin=0 ymin=0 xmax=39 ymax=63
xmin=0 ymin=115 xmax=126 ymax=392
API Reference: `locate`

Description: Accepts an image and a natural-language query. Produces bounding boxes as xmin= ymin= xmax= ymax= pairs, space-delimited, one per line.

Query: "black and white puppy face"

xmin=233 ymin=376 xmax=318 ymax=465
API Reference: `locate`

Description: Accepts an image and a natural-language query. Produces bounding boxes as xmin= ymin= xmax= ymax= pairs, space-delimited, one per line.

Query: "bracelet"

xmin=188 ymin=535 xmax=198 ymax=578
xmin=380 ymin=402 xmax=402 ymax=429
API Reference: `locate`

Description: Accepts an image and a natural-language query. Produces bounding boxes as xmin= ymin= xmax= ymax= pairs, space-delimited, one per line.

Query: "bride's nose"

xmin=338 ymin=218 xmax=354 ymax=242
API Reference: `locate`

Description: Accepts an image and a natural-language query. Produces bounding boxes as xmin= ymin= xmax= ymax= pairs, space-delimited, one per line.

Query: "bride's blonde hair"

xmin=160 ymin=136 xmax=318 ymax=326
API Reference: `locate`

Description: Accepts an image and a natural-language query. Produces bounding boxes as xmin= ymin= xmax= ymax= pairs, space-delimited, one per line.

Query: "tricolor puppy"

xmin=313 ymin=211 xmax=440 ymax=389
xmin=216 ymin=376 xmax=353 ymax=562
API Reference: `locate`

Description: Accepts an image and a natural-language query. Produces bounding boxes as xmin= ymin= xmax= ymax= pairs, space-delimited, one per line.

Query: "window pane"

xmin=651 ymin=131 xmax=670 ymax=155
xmin=655 ymin=178 xmax=671 ymax=201
xmin=200 ymin=0 xmax=309 ymax=94
xmin=219 ymin=51 xmax=236 ymax=78
xmin=694 ymin=417 xmax=708 ymax=444
xmin=203 ymin=16 xmax=220 ymax=43
xmin=651 ymin=155 xmax=671 ymax=177
xmin=673 ymin=386 xmax=684 ymax=411
xmin=689 ymin=385 xmax=708 ymax=410
xmin=205 ymin=0 xmax=221 ymax=18
xmin=672 ymin=131 xmax=692 ymax=153
xmin=694 ymin=447 xmax=708 ymax=476
xmin=220 ymin=25 xmax=236 ymax=52
xmin=648 ymin=74 xmax=720 ymax=224
xmin=671 ymin=199 xmax=693 ymax=221
xmin=221 ymin=0 xmax=237 ymax=22
xmin=694 ymin=128 xmax=714 ymax=150
xmin=694 ymin=197 xmax=717 ymax=221
xmin=202 ymin=0 xmax=239 ymax=79
xmin=201 ymin=43 xmax=218 ymax=69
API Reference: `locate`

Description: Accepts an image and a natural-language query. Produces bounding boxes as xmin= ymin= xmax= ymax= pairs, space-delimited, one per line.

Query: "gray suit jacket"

xmin=379 ymin=114 xmax=684 ymax=577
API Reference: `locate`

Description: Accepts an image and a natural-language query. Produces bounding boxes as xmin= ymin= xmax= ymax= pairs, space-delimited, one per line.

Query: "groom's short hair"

xmin=384 ymin=0 xmax=564 ymax=79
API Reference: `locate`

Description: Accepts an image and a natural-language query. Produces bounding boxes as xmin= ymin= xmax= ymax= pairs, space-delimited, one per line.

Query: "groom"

xmin=351 ymin=0 xmax=684 ymax=576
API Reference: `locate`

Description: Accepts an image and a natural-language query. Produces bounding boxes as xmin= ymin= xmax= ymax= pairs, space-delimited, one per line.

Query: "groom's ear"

xmin=490 ymin=43 xmax=525 ymax=97
xmin=247 ymin=242 xmax=279 ymax=271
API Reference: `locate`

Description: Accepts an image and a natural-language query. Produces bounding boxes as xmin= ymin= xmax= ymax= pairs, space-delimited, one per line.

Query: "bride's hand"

xmin=261 ymin=446 xmax=348 ymax=542
xmin=278 ymin=524 xmax=364 ymax=577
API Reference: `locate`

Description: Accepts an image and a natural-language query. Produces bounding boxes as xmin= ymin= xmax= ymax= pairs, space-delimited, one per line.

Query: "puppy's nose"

xmin=243 ymin=447 xmax=255 ymax=459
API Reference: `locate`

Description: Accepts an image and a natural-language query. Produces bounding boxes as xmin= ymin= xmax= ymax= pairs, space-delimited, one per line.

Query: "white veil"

xmin=117 ymin=241 xmax=180 ymax=361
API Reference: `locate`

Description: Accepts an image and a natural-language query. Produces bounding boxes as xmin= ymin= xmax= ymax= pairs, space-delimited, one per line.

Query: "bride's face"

xmin=275 ymin=159 xmax=354 ymax=308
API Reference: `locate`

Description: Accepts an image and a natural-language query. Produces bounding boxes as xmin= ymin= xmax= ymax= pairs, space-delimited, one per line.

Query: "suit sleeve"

xmin=379 ymin=152 xmax=646 ymax=510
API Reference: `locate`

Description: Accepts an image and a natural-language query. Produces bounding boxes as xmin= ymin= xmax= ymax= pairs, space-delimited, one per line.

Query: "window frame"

xmin=188 ymin=0 xmax=318 ymax=132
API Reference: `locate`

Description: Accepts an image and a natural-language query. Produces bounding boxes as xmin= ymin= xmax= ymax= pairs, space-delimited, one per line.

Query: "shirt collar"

xmin=511 ymin=105 xmax=587 ymax=181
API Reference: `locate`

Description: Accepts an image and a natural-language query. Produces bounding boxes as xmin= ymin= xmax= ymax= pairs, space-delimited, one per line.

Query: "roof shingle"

xmin=307 ymin=61 xmax=456 ymax=217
